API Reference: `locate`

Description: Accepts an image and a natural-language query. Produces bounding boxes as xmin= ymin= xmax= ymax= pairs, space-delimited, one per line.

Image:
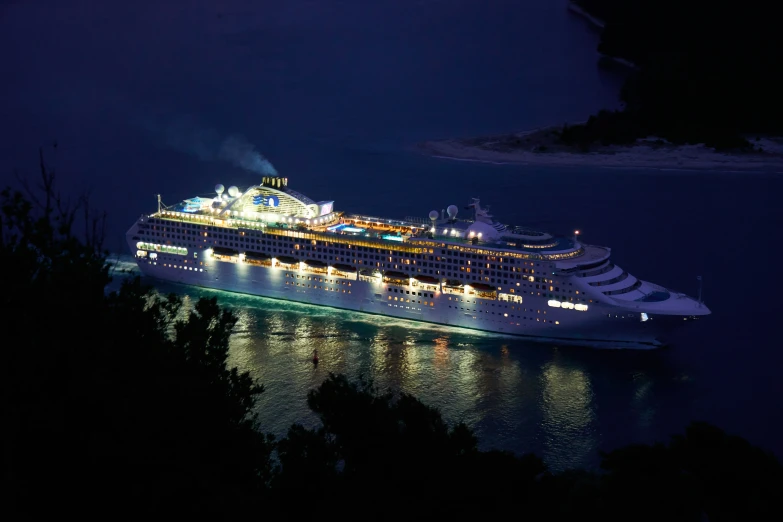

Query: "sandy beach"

xmin=417 ymin=126 xmax=783 ymax=172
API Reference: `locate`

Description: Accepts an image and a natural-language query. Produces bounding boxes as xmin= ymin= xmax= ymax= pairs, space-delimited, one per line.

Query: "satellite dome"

xmin=465 ymin=221 xmax=500 ymax=241
xmin=227 ymin=186 xmax=239 ymax=197
xmin=447 ymin=205 xmax=458 ymax=219
xmin=215 ymin=184 xmax=225 ymax=195
xmin=428 ymin=210 xmax=439 ymax=220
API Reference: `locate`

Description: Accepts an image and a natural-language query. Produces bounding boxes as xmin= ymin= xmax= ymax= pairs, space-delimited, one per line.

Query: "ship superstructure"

xmin=126 ymin=176 xmax=710 ymax=348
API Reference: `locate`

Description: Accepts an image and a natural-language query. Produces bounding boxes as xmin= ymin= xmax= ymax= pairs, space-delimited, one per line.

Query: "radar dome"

xmin=447 ymin=205 xmax=458 ymax=219
xmin=227 ymin=186 xmax=239 ymax=197
xmin=466 ymin=221 xmax=500 ymax=241
xmin=428 ymin=210 xmax=439 ymax=221
xmin=215 ymin=184 xmax=225 ymax=195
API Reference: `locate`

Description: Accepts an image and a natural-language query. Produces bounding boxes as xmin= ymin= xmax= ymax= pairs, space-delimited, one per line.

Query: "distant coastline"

xmin=419 ymin=2 xmax=783 ymax=172
xmin=417 ymin=126 xmax=783 ymax=172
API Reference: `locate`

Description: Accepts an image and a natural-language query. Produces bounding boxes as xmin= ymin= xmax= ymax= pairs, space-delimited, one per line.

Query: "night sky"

xmin=0 ymin=1 xmax=622 ymax=244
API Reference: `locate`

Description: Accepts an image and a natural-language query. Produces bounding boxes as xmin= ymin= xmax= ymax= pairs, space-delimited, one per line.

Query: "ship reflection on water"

xmin=123 ymin=269 xmax=687 ymax=471
xmin=540 ymin=360 xmax=597 ymax=470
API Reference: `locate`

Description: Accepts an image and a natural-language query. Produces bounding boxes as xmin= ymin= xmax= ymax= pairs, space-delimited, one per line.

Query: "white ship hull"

xmin=127 ymin=177 xmax=709 ymax=349
xmin=131 ymin=252 xmax=697 ymax=349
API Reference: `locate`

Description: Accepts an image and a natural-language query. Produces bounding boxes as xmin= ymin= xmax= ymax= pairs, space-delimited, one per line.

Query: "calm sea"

xmin=3 ymin=0 xmax=781 ymax=470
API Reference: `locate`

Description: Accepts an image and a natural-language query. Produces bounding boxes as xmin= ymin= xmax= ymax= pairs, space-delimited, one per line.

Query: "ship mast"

xmin=157 ymin=194 xmax=161 ymax=215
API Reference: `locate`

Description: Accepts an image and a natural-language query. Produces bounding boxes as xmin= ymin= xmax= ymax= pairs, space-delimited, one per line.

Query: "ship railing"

xmin=157 ymin=210 xmax=586 ymax=261
xmin=575 ymin=263 xmax=614 ymax=278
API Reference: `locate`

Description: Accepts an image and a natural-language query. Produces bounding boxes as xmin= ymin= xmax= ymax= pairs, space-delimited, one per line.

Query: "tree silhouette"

xmin=273 ymin=373 xmax=546 ymax=518
xmin=1 ymin=149 xmax=272 ymax=517
xmin=568 ymin=0 xmax=783 ymax=149
xmin=273 ymin=373 xmax=782 ymax=520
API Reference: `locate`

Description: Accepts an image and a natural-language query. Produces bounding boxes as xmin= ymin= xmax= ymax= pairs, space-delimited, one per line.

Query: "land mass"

xmin=420 ymin=1 xmax=783 ymax=171
xmin=418 ymin=127 xmax=783 ymax=172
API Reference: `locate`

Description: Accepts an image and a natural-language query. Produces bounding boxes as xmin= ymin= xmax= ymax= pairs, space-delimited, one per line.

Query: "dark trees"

xmin=569 ymin=1 xmax=783 ymax=149
xmin=1 ymin=151 xmax=272 ymax=516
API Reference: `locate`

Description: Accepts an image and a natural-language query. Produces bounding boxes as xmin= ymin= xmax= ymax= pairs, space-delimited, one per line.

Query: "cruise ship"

xmin=126 ymin=176 xmax=710 ymax=348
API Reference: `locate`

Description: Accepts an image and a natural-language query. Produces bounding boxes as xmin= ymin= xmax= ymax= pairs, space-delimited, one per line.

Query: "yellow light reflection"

xmin=540 ymin=360 xmax=596 ymax=470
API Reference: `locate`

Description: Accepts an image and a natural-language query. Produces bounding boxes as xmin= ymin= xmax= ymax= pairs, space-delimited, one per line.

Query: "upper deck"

xmin=150 ymin=176 xmax=588 ymax=261
xmin=147 ymin=208 xmax=586 ymax=262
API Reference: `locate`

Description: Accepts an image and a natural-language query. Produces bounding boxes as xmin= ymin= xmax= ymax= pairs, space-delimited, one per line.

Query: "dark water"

xmin=3 ymin=1 xmax=782 ymax=470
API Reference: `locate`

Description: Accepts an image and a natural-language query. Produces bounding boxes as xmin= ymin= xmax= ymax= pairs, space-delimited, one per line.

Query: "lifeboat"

xmin=470 ymin=283 xmax=496 ymax=292
xmin=276 ymin=255 xmax=299 ymax=265
xmin=212 ymin=246 xmax=238 ymax=256
xmin=304 ymin=259 xmax=327 ymax=268
xmin=383 ymin=271 xmax=408 ymax=279
xmin=332 ymin=263 xmax=357 ymax=272
xmin=444 ymin=279 xmax=464 ymax=287
xmin=244 ymin=251 xmax=271 ymax=261
xmin=414 ymin=275 xmax=440 ymax=285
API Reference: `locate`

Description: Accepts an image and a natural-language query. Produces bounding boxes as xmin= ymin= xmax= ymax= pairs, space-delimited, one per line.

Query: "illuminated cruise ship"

xmin=126 ymin=175 xmax=709 ymax=348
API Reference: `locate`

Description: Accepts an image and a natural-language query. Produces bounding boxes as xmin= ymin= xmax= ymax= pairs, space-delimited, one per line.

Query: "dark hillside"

xmin=566 ymin=1 xmax=782 ymax=149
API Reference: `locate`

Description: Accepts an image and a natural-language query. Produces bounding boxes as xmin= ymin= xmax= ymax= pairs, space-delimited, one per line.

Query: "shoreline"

xmin=568 ymin=3 xmax=640 ymax=71
xmin=567 ymin=1 xmax=605 ymax=30
xmin=417 ymin=126 xmax=783 ymax=173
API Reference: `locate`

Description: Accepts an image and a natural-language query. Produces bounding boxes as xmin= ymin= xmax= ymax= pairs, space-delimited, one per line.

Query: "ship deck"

xmin=556 ymin=244 xmax=610 ymax=266
xmin=148 ymin=210 xmax=586 ymax=259
xmin=414 ymin=234 xmax=576 ymax=253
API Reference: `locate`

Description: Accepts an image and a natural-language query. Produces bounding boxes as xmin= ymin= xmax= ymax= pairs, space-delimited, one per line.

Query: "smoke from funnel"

xmin=147 ymin=113 xmax=278 ymax=175
xmin=218 ymin=135 xmax=278 ymax=175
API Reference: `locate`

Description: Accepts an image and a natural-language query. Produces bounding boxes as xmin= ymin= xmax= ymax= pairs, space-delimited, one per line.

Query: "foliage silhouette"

xmin=273 ymin=373 xmax=547 ymax=517
xmin=275 ymin=374 xmax=782 ymax=520
xmin=568 ymin=0 xmax=782 ymax=149
xmin=1 ymin=149 xmax=272 ymax=517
